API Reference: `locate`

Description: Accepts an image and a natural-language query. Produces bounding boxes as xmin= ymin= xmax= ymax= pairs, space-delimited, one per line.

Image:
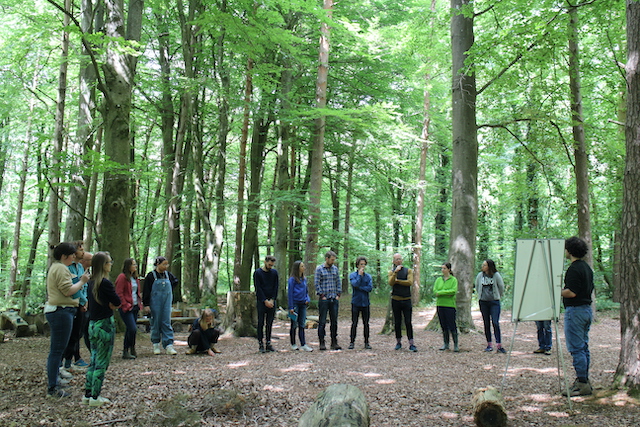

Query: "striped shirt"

xmin=315 ymin=263 xmax=341 ymax=299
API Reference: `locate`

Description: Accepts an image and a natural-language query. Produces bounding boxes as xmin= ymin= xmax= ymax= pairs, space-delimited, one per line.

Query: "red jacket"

xmin=115 ymin=273 xmax=143 ymax=313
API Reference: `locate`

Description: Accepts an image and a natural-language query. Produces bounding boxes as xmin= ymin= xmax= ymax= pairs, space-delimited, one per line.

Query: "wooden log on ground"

xmin=298 ymin=384 xmax=369 ymax=427
xmin=472 ymin=386 xmax=507 ymax=427
xmin=1 ymin=311 xmax=31 ymax=337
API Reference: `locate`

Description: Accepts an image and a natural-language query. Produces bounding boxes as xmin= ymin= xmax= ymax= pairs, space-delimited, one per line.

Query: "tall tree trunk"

xmin=232 ymin=59 xmax=253 ymax=290
xmin=434 ymin=146 xmax=450 ymax=259
xmin=342 ymin=149 xmax=354 ymax=293
xmin=413 ymin=68 xmax=434 ymax=305
xmin=305 ymin=0 xmax=333 ymax=294
xmin=449 ymin=0 xmax=478 ymax=332
xmin=568 ymin=5 xmax=593 ymax=265
xmin=48 ymin=0 xmax=72 ymax=261
xmin=614 ymin=0 xmax=640 ymax=393
xmin=20 ymin=153 xmax=48 ymax=315
xmin=99 ymin=0 xmax=142 ymax=279
xmin=84 ymin=132 xmax=101 ymax=251
xmin=64 ymin=0 xmax=97 ymax=242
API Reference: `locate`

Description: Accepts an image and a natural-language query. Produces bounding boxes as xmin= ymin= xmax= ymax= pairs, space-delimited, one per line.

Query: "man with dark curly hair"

xmin=562 ymin=237 xmax=594 ymax=397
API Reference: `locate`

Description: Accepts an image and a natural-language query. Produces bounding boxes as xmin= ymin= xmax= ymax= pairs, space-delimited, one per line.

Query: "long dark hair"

xmin=290 ymin=260 xmax=304 ymax=283
xmin=484 ymin=259 xmax=497 ymax=277
xmin=91 ymin=252 xmax=111 ymax=305
xmin=122 ymin=258 xmax=138 ymax=280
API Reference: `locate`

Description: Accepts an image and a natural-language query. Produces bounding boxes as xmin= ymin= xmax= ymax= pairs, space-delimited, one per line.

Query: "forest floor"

xmin=0 ymin=305 xmax=638 ymax=427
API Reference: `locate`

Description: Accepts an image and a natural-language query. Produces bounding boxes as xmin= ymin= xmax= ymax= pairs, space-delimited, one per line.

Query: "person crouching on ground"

xmin=186 ymin=309 xmax=222 ymax=356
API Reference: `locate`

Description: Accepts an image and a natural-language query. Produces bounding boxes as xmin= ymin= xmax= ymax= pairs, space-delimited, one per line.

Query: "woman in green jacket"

xmin=433 ymin=263 xmax=459 ymax=352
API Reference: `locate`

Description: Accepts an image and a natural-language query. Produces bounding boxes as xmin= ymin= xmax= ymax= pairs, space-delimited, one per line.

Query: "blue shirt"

xmin=349 ymin=271 xmax=372 ymax=307
xmin=315 ymin=263 xmax=341 ymax=299
xmin=288 ymin=276 xmax=310 ymax=309
xmin=67 ymin=262 xmax=87 ymax=306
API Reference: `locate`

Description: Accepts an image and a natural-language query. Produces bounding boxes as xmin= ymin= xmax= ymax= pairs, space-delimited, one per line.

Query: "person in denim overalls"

xmin=142 ymin=256 xmax=179 ymax=355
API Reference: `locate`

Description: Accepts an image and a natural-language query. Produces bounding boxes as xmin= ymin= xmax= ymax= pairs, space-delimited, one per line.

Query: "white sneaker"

xmin=291 ymin=344 xmax=299 ymax=351
xmin=89 ymin=396 xmax=111 ymax=407
xmin=81 ymin=396 xmax=90 ymax=405
xmin=153 ymin=343 xmax=161 ymax=355
xmin=300 ymin=345 xmax=313 ymax=352
xmin=59 ymin=368 xmax=73 ymax=379
xmin=165 ymin=345 xmax=177 ymax=355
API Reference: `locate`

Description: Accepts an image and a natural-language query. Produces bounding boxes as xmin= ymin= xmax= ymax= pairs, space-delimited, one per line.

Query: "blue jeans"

xmin=150 ymin=277 xmax=174 ymax=347
xmin=290 ymin=303 xmax=308 ymax=346
xmin=535 ymin=320 xmax=552 ymax=350
xmin=564 ymin=305 xmax=592 ymax=380
xmin=46 ymin=306 xmax=76 ymax=390
xmin=318 ymin=298 xmax=339 ymax=342
xmin=479 ymin=300 xmax=502 ymax=344
xmin=119 ymin=306 xmax=139 ymax=350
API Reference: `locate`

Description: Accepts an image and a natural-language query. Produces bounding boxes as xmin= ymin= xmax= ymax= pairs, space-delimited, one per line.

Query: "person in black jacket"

xmin=83 ymin=251 xmax=121 ymax=407
xmin=254 ymin=255 xmax=278 ymax=353
xmin=186 ymin=309 xmax=222 ymax=356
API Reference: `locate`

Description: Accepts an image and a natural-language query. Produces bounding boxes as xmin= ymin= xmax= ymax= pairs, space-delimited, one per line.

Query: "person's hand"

xmin=80 ymin=271 xmax=91 ymax=284
xmin=265 ymin=299 xmax=274 ymax=309
xmin=336 ymin=295 xmax=340 ymax=300
xmin=305 ymin=301 xmax=309 ymax=306
xmin=358 ymin=267 xmax=364 ymax=275
xmin=289 ymin=309 xmax=295 ymax=314
xmin=80 ymin=305 xmax=87 ymax=313
xmin=394 ymin=265 xmax=402 ymax=273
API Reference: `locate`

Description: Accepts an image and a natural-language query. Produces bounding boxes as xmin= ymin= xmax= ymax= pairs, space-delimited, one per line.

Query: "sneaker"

xmin=300 ymin=345 xmax=313 ymax=352
xmin=89 ymin=396 xmax=111 ymax=407
xmin=81 ymin=396 xmax=91 ymax=405
xmin=394 ymin=343 xmax=402 ymax=351
xmin=544 ymin=349 xmax=552 ymax=355
xmin=153 ymin=343 xmax=162 ymax=355
xmin=409 ymin=344 xmax=418 ymax=352
xmin=259 ymin=344 xmax=266 ymax=353
xmin=57 ymin=376 xmax=71 ymax=386
xmin=266 ymin=343 xmax=276 ymax=352
xmin=330 ymin=343 xmax=342 ymax=350
xmin=47 ymin=387 xmax=71 ymax=398
xmin=74 ymin=359 xmax=89 ymax=368
xmin=496 ymin=347 xmax=507 ymax=354
xmin=59 ymin=367 xmax=73 ymax=379
xmin=291 ymin=344 xmax=299 ymax=351
xmin=484 ymin=346 xmax=493 ymax=352
xmin=348 ymin=342 xmax=355 ymax=350
xmin=533 ymin=348 xmax=546 ymax=354
xmin=364 ymin=343 xmax=372 ymax=350
xmin=165 ymin=345 xmax=178 ymax=355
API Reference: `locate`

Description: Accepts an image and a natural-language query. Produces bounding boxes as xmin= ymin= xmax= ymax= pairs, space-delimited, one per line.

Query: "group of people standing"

xmin=45 ymin=243 xmax=184 ymax=406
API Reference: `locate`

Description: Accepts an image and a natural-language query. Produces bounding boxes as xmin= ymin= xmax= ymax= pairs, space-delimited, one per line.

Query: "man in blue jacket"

xmin=348 ymin=256 xmax=373 ymax=349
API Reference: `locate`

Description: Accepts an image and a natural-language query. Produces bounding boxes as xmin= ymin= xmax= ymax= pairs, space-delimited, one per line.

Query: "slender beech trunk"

xmin=614 ymin=0 xmax=640 ymax=393
xmin=342 ymin=149 xmax=354 ymax=294
xmin=449 ymin=0 xmax=478 ymax=332
xmin=48 ymin=0 xmax=72 ymax=261
xmin=305 ymin=0 xmax=333 ymax=295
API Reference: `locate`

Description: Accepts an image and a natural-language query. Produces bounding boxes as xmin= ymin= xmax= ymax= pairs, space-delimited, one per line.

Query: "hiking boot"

xmin=330 ymin=341 xmax=342 ymax=351
xmin=544 ymin=349 xmax=552 ymax=355
xmin=484 ymin=346 xmax=493 ymax=352
xmin=364 ymin=343 xmax=372 ymax=350
xmin=130 ymin=347 xmax=137 ymax=358
xmin=210 ymin=345 xmax=221 ymax=354
xmin=319 ymin=340 xmax=327 ymax=351
xmin=265 ymin=342 xmax=275 ymax=352
xmin=259 ymin=343 xmax=266 ymax=353
xmin=165 ymin=345 xmax=178 ymax=355
xmin=533 ymin=348 xmax=546 ymax=354
xmin=563 ymin=380 xmax=593 ymax=397
xmin=348 ymin=342 xmax=355 ymax=350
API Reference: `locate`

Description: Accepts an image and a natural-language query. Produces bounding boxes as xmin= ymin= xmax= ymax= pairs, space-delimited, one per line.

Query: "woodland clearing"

xmin=0 ymin=306 xmax=638 ymax=426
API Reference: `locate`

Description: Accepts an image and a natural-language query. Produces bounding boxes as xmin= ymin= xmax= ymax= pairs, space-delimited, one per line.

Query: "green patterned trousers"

xmin=84 ymin=317 xmax=115 ymax=398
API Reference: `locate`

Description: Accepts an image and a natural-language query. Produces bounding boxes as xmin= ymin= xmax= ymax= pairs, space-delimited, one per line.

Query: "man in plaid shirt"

xmin=315 ymin=250 xmax=342 ymax=351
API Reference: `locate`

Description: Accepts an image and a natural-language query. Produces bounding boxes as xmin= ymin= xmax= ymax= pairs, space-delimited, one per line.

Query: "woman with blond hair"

xmin=186 ymin=309 xmax=221 ymax=356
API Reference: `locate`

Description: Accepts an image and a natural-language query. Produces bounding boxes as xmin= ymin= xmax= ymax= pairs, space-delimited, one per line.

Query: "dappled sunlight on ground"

xmin=593 ymin=389 xmax=640 ymax=407
xmin=279 ymin=362 xmax=313 ymax=373
xmin=226 ymin=360 xmax=251 ymax=369
xmin=263 ymin=384 xmax=286 ymax=392
xmin=374 ymin=378 xmax=396 ymax=385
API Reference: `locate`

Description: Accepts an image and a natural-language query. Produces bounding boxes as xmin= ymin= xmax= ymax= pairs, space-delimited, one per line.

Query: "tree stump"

xmin=298 ymin=384 xmax=369 ymax=427
xmin=0 ymin=330 xmax=4 ymax=342
xmin=472 ymin=386 xmax=507 ymax=427
xmin=1 ymin=311 xmax=31 ymax=337
xmin=223 ymin=291 xmax=257 ymax=337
